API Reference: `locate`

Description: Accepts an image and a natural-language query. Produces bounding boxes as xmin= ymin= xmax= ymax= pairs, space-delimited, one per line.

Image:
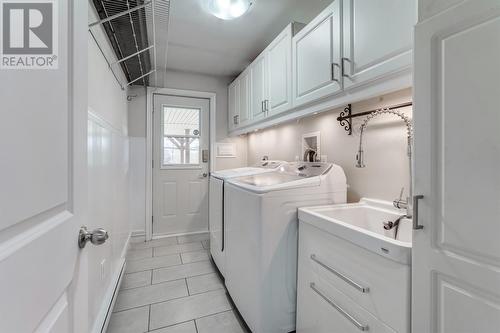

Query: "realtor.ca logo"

xmin=1 ymin=0 xmax=58 ymax=69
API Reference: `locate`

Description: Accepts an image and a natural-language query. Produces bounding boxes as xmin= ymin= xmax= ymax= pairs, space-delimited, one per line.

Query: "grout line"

xmin=151 ymin=269 xmax=217 ymax=286
xmin=148 ymin=319 xmax=197 ymax=333
xmin=194 ymin=318 xmax=199 ymax=333
xmin=148 ymin=304 xmax=151 ymax=332
xmin=185 ymin=278 xmax=190 ymax=296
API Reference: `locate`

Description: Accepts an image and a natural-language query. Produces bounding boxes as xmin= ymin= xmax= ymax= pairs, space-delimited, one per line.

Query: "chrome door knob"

xmin=78 ymin=226 xmax=109 ymax=249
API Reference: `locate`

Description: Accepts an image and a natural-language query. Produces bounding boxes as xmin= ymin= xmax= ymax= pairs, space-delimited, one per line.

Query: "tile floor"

xmin=107 ymin=233 xmax=249 ymax=333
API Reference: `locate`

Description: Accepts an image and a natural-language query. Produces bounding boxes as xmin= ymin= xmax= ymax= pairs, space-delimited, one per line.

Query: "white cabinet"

xmin=342 ymin=0 xmax=416 ymax=89
xmin=238 ymin=70 xmax=250 ymax=125
xmin=228 ymin=80 xmax=239 ymax=131
xmin=266 ymin=24 xmax=294 ymax=117
xmin=250 ymin=54 xmax=268 ymax=122
xmin=292 ymin=0 xmax=342 ymax=108
xmin=297 ymin=221 xmax=410 ymax=332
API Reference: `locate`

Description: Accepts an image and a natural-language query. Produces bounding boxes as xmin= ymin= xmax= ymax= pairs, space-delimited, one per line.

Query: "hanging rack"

xmin=88 ymin=0 xmax=170 ymax=89
xmin=336 ymin=102 xmax=413 ymax=135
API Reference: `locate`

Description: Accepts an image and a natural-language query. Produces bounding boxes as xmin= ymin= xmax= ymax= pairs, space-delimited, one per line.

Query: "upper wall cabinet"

xmin=292 ymin=0 xmax=342 ymax=108
xmin=238 ymin=70 xmax=251 ymax=126
xmin=228 ymin=80 xmax=239 ymax=131
xmin=250 ymin=53 xmax=268 ymax=122
xmin=342 ymin=0 xmax=416 ymax=88
xmin=267 ymin=25 xmax=297 ymax=116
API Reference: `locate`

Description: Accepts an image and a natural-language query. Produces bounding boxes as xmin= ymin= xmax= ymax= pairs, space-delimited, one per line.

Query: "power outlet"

xmin=100 ymin=259 xmax=106 ymax=281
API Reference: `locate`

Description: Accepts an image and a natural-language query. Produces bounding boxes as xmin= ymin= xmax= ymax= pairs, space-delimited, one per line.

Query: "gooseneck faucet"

xmin=355 ymin=108 xmax=414 ymax=217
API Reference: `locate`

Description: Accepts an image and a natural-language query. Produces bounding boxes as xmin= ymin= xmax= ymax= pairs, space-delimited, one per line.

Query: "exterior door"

xmin=0 ymin=0 xmax=88 ymax=332
xmin=413 ymin=1 xmax=500 ymax=332
xmin=292 ymin=0 xmax=342 ymax=108
xmin=153 ymin=94 xmax=210 ymax=236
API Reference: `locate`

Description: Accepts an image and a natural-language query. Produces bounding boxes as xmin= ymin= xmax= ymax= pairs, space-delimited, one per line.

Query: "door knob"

xmin=200 ymin=172 xmax=208 ymax=178
xmin=78 ymin=226 xmax=109 ymax=249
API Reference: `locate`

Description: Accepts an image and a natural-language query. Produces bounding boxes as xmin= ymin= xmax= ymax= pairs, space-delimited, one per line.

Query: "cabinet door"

xmin=228 ymin=80 xmax=239 ymax=131
xmin=292 ymin=0 xmax=342 ymax=108
xmin=413 ymin=1 xmax=500 ymax=332
xmin=250 ymin=54 xmax=268 ymax=122
xmin=267 ymin=26 xmax=292 ymax=116
xmin=239 ymin=71 xmax=250 ymax=125
xmin=342 ymin=0 xmax=416 ymax=89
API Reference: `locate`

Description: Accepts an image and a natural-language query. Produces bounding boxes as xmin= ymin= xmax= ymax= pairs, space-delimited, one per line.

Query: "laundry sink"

xmin=298 ymin=198 xmax=412 ymax=264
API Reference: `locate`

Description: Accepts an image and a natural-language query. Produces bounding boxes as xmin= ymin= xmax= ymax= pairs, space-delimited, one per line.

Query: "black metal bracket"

xmin=337 ymin=104 xmax=352 ymax=135
xmin=336 ymin=102 xmax=413 ymax=135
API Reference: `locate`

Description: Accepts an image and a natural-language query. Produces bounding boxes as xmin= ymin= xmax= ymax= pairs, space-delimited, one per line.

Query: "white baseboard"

xmin=92 ymin=232 xmax=131 ymax=333
xmin=152 ymin=230 xmax=209 ymax=240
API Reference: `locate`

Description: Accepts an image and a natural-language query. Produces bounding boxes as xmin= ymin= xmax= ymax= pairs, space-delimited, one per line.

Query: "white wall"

xmin=87 ymin=27 xmax=130 ymax=332
xmin=247 ymin=89 xmax=413 ymax=203
xmin=127 ymin=70 xmax=248 ymax=235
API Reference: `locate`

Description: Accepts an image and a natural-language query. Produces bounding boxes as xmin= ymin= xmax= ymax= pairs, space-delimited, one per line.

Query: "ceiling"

xmin=165 ymin=0 xmax=332 ymax=78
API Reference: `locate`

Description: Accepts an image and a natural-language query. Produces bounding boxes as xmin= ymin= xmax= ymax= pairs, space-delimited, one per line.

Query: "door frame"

xmin=145 ymin=87 xmax=216 ymax=241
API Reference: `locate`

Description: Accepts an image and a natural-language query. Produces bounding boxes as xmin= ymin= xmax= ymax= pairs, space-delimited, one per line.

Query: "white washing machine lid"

xmin=211 ymin=160 xmax=286 ymax=180
xmin=227 ymin=162 xmax=335 ymax=193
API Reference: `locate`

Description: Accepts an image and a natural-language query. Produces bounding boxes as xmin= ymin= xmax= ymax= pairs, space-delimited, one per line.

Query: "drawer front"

xmin=297 ymin=267 xmax=396 ymax=333
xmin=298 ymin=222 xmax=410 ymax=332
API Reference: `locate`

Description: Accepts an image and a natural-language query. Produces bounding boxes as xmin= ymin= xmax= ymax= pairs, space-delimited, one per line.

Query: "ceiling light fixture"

xmin=204 ymin=0 xmax=253 ymax=20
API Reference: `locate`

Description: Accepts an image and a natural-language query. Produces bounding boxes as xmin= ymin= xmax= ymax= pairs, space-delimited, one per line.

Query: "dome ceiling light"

xmin=204 ymin=0 xmax=253 ymax=20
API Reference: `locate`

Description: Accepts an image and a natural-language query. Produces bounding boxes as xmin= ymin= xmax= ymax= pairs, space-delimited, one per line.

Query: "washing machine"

xmin=209 ymin=160 xmax=284 ymax=277
xmin=224 ymin=162 xmax=347 ymax=333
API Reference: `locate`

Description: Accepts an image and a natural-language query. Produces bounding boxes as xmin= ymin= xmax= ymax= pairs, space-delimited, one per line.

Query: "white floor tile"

xmin=149 ymin=289 xmax=232 ymax=330
xmin=186 ymin=273 xmax=223 ymax=295
xmin=131 ymin=237 xmax=178 ymax=249
xmin=177 ymin=233 xmax=209 ymax=244
xmin=126 ymin=254 xmax=181 ymax=273
xmin=201 ymin=239 xmax=210 ymax=250
xmin=114 ymin=279 xmax=188 ymax=312
xmin=107 ymin=306 xmax=149 ymax=333
xmin=154 ymin=242 xmax=204 ymax=257
xmin=153 ymin=261 xmax=215 ymax=284
xmin=149 ymin=321 xmax=197 ymax=333
xmin=127 ymin=248 xmax=153 ymax=261
xmin=196 ymin=311 xmax=248 ymax=333
xmin=181 ymin=250 xmax=210 ymax=264
xmin=120 ymin=270 xmax=152 ymax=290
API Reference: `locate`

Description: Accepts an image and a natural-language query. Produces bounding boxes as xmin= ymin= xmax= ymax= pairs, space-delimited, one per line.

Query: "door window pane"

xmin=162 ymin=106 xmax=201 ymax=166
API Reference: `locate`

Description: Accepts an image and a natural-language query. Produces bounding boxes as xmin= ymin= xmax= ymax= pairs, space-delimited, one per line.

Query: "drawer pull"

xmin=310 ymin=282 xmax=369 ymax=331
xmin=311 ymin=254 xmax=369 ymax=293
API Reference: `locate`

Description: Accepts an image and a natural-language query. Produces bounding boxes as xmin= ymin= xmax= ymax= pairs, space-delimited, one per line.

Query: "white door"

xmin=0 ymin=0 xmax=89 ymax=332
xmin=250 ymin=54 xmax=268 ymax=122
xmin=292 ymin=0 xmax=342 ymax=108
xmin=228 ymin=80 xmax=239 ymax=131
xmin=267 ymin=24 xmax=292 ymax=117
xmin=342 ymin=0 xmax=416 ymax=89
xmin=239 ymin=71 xmax=251 ymax=125
xmin=153 ymin=94 xmax=210 ymax=236
xmin=413 ymin=1 xmax=500 ymax=332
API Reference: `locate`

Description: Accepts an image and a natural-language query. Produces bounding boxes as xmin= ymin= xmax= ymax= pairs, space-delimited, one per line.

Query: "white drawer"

xmin=298 ymin=222 xmax=410 ymax=332
xmin=297 ymin=267 xmax=396 ymax=333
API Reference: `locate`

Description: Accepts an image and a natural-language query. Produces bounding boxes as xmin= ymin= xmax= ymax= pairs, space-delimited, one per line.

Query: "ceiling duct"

xmin=89 ymin=0 xmax=170 ymax=88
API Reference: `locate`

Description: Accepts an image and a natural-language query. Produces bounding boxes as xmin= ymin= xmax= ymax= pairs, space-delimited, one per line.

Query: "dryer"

xmin=209 ymin=160 xmax=284 ymax=277
xmin=224 ymin=162 xmax=347 ymax=333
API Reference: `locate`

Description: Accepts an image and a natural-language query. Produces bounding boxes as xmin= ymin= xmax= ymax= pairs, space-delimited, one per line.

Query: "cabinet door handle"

xmin=331 ymin=63 xmax=339 ymax=82
xmin=413 ymin=195 xmax=424 ymax=230
xmin=265 ymin=99 xmax=269 ymax=112
xmin=311 ymin=254 xmax=369 ymax=293
xmin=233 ymin=115 xmax=239 ymax=125
xmin=341 ymin=57 xmax=351 ymax=78
xmin=310 ymin=282 xmax=369 ymax=331
xmin=261 ymin=100 xmax=265 ymax=113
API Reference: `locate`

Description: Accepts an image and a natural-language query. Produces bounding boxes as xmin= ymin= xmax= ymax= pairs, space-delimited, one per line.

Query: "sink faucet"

xmin=355 ymin=108 xmax=413 ymax=217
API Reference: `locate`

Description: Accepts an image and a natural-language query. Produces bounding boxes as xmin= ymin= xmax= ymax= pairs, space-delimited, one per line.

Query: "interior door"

xmin=413 ymin=1 xmax=500 ymax=332
xmin=0 ymin=0 xmax=88 ymax=332
xmin=250 ymin=54 xmax=268 ymax=122
xmin=153 ymin=94 xmax=210 ymax=236
xmin=342 ymin=0 xmax=416 ymax=89
xmin=267 ymin=25 xmax=292 ymax=117
xmin=292 ymin=0 xmax=342 ymax=108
